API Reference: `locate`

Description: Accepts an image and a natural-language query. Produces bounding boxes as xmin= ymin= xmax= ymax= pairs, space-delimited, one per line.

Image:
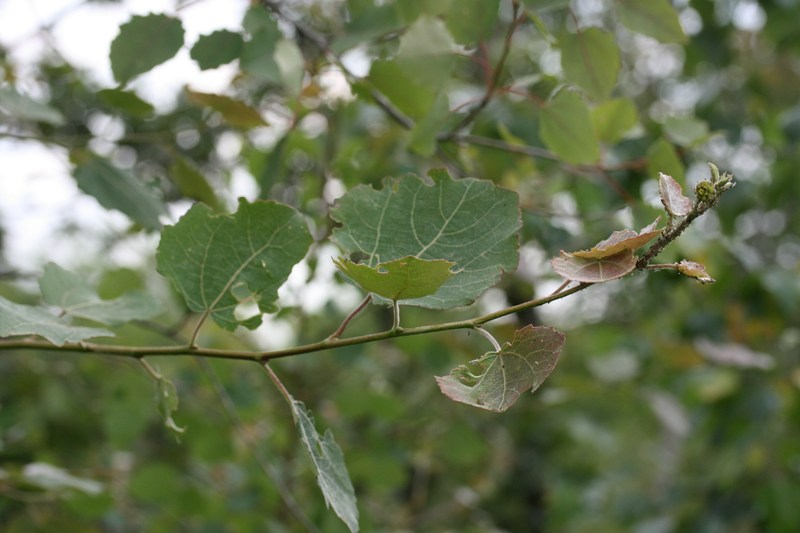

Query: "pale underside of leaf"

xmin=0 ymin=296 xmax=111 ymax=346
xmin=156 ymin=198 xmax=312 ymax=331
xmin=330 ymin=169 xmax=520 ymax=309
xmin=333 ymin=256 xmax=456 ymax=301
xmin=551 ymin=248 xmax=637 ymax=283
xmin=436 ymin=325 xmax=565 ymax=412
xmin=658 ymin=172 xmax=692 ymax=217
xmin=676 ymin=260 xmax=715 ymax=284
xmin=292 ymin=400 xmax=359 ymax=532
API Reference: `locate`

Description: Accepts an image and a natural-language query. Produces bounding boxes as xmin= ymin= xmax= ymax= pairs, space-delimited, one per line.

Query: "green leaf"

xmin=97 ymin=88 xmax=154 ymax=117
xmin=73 ymin=155 xmax=166 ymax=230
xmin=154 ymin=371 xmax=185 ymax=435
xmin=185 ymin=89 xmax=267 ymax=129
xmin=274 ymin=39 xmax=305 ymax=97
xmin=367 ymin=59 xmax=436 ymax=120
xmin=560 ymin=28 xmax=620 ymax=100
xmin=0 ymin=296 xmax=111 ymax=346
xmin=539 ymin=90 xmax=600 ymax=164
xmin=39 ymin=262 xmax=162 ymax=326
xmin=550 ymin=248 xmax=637 ymax=282
xmin=664 ymin=116 xmax=710 ymax=147
xmin=522 ymin=0 xmax=571 ymax=11
xmin=615 ymin=0 xmax=687 ymax=44
xmin=292 ymin=400 xmax=359 ymax=533
xmin=591 ymin=97 xmax=638 ymax=144
xmin=407 ymin=93 xmax=452 ymax=156
xmin=0 ymin=87 xmax=65 ymax=125
xmin=568 ymin=218 xmax=661 ymax=259
xmin=647 ymin=138 xmax=684 ymax=182
xmin=445 ymin=0 xmax=499 ymax=45
xmin=156 ymin=199 xmax=313 ymax=331
xmin=330 ymin=169 xmax=520 ymax=309
xmin=334 ymin=256 xmax=456 ymax=301
xmin=169 ymin=157 xmax=222 ymax=211
xmin=658 ymin=172 xmax=692 ymax=217
xmin=190 ymin=30 xmax=243 ymax=70
xmin=396 ymin=15 xmax=459 ymax=87
xmin=110 ymin=14 xmax=185 ymax=84
xmin=436 ymin=325 xmax=565 ymax=412
xmin=240 ymin=9 xmax=281 ymax=83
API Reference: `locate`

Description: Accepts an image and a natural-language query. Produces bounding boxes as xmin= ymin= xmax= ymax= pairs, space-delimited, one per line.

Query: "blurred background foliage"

xmin=1 ymin=0 xmax=800 ymax=531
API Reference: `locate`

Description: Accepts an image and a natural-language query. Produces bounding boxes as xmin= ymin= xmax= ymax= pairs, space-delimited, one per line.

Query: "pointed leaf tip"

xmin=436 ymin=325 xmax=565 ymax=412
xmin=569 ymin=218 xmax=662 ymax=259
xmin=676 ymin=260 xmax=715 ymax=284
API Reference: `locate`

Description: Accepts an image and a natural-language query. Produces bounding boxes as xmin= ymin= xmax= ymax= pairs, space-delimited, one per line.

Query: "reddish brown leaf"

xmin=658 ymin=172 xmax=692 ymax=217
xmin=569 ymin=218 xmax=661 ymax=259
xmin=550 ymin=248 xmax=637 ymax=282
xmin=676 ymin=260 xmax=715 ymax=284
xmin=436 ymin=325 xmax=565 ymax=412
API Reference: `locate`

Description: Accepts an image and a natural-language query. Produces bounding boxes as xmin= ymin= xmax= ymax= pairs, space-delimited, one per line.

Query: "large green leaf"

xmin=560 ymin=28 xmax=620 ymax=100
xmin=0 ymin=87 xmax=65 ymax=125
xmin=190 ymin=30 xmax=243 ymax=70
xmin=292 ymin=400 xmax=359 ymax=533
xmin=73 ymin=155 xmax=166 ymax=231
xmin=156 ymin=199 xmax=312 ymax=331
xmin=334 ymin=256 xmax=455 ymax=301
xmin=615 ymin=0 xmax=687 ymax=44
xmin=110 ymin=14 xmax=185 ymax=84
xmin=436 ymin=325 xmax=565 ymax=412
xmin=0 ymin=296 xmax=111 ymax=346
xmin=330 ymin=169 xmax=520 ymax=309
xmin=39 ymin=262 xmax=162 ymax=326
xmin=539 ymin=90 xmax=600 ymax=164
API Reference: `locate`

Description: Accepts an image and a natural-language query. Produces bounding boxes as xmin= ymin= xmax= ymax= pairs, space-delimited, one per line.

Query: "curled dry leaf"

xmin=550 ymin=248 xmax=637 ymax=283
xmin=676 ymin=260 xmax=715 ymax=284
xmin=658 ymin=172 xmax=692 ymax=217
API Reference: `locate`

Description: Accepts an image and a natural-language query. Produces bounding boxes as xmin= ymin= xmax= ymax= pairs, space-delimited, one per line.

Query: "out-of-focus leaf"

xmin=73 ymin=155 xmax=165 ymax=230
xmin=408 ymin=93 xmax=452 ymax=156
xmin=0 ymin=296 xmax=111 ymax=346
xmin=292 ymin=399 xmax=359 ymax=532
xmin=330 ymin=169 xmax=520 ymax=309
xmin=367 ymin=59 xmax=436 ymax=119
xmin=240 ymin=8 xmax=281 ymax=82
xmin=550 ymin=248 xmax=637 ymax=282
xmin=334 ymin=256 xmax=455 ymax=301
xmin=274 ymin=39 xmax=305 ymax=97
xmin=664 ymin=116 xmax=710 ymax=147
xmin=560 ymin=28 xmax=620 ymax=100
xmin=154 ymin=371 xmax=185 ymax=435
xmin=615 ymin=0 xmax=687 ymax=44
xmin=522 ymin=0 xmax=571 ymax=11
xmin=436 ymin=325 xmax=565 ymax=412
xmin=39 ymin=262 xmax=162 ymax=325
xmin=169 ymin=157 xmax=222 ymax=211
xmin=22 ymin=463 xmax=103 ymax=495
xmin=658 ymin=172 xmax=692 ymax=217
xmin=647 ymin=137 xmax=684 ymax=182
xmin=396 ymin=15 xmax=459 ymax=87
xmin=592 ymin=97 xmax=638 ymax=144
xmin=190 ymin=30 xmax=243 ymax=70
xmin=445 ymin=0 xmax=499 ymax=44
xmin=185 ymin=89 xmax=267 ymax=129
xmin=97 ymin=88 xmax=154 ymax=117
xmin=0 ymin=87 xmax=65 ymax=125
xmin=568 ymin=219 xmax=661 ymax=259
xmin=675 ymin=260 xmax=714 ymax=284
xmin=156 ymin=199 xmax=312 ymax=331
xmin=539 ymin=90 xmax=600 ymax=164
xmin=110 ymin=13 xmax=185 ymax=84
xmin=695 ymin=339 xmax=775 ymax=370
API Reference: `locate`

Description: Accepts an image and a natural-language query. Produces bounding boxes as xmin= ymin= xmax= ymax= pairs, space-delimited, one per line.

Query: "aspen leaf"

xmin=676 ymin=260 xmax=715 ymax=284
xmin=185 ymin=89 xmax=267 ymax=129
xmin=436 ymin=325 xmax=565 ymax=412
xmin=560 ymin=28 xmax=620 ymax=101
xmin=330 ymin=169 xmax=520 ymax=309
xmin=568 ymin=219 xmax=661 ymax=259
xmin=334 ymin=256 xmax=456 ymax=301
xmin=539 ymin=90 xmax=600 ymax=165
xmin=658 ymin=173 xmax=692 ymax=217
xmin=615 ymin=0 xmax=687 ymax=44
xmin=156 ymin=199 xmax=312 ymax=331
xmin=110 ymin=14 xmax=184 ymax=84
xmin=0 ymin=296 xmax=111 ymax=346
xmin=550 ymin=248 xmax=637 ymax=283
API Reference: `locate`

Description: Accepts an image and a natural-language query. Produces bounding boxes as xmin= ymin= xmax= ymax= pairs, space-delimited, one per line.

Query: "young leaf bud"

xmin=708 ymin=162 xmax=721 ymax=182
xmin=695 ymin=180 xmax=715 ymax=203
